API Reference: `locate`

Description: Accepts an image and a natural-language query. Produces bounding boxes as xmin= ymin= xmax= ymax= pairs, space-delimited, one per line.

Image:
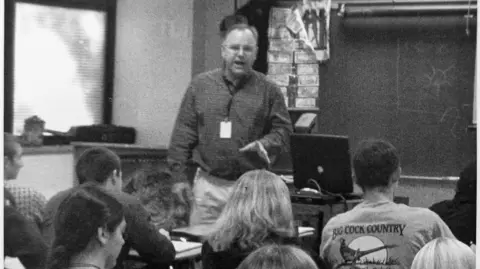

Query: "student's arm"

xmin=4 ymin=206 xmax=48 ymax=269
xmin=125 ymin=202 xmax=176 ymax=266
xmin=167 ymin=84 xmax=199 ymax=174
xmin=431 ymin=211 xmax=457 ymax=239
xmin=30 ymin=188 xmax=47 ymax=230
xmin=258 ymin=86 xmax=293 ymax=156
xmin=201 ymin=242 xmax=217 ymax=269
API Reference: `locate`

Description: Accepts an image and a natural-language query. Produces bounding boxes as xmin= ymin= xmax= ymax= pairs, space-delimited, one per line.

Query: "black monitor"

xmin=290 ymin=133 xmax=354 ymax=194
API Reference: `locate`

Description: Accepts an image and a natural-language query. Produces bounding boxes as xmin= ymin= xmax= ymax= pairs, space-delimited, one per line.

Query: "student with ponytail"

xmin=46 ymin=184 xmax=126 ymax=269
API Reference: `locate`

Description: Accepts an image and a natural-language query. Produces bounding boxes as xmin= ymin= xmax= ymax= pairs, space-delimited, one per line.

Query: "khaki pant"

xmin=189 ymin=169 xmax=236 ymax=226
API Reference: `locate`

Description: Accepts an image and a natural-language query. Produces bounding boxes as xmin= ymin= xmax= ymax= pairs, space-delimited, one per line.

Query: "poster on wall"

xmin=296 ymin=0 xmax=331 ymax=62
xmin=266 ymin=0 xmax=331 ymax=109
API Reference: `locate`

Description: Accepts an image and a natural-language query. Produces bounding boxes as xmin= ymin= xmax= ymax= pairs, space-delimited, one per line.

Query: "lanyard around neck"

xmin=69 ymin=263 xmax=103 ymax=269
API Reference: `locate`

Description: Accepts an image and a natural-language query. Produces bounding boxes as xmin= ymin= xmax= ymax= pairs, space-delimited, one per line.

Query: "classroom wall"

xmin=112 ymin=0 xmax=194 ymax=146
xmin=110 ymin=0 xmax=460 ymax=208
xmin=201 ymin=0 xmax=235 ymax=72
xmin=15 ymin=154 xmax=75 ymax=200
xmin=112 ymin=0 xmax=236 ymax=146
xmin=396 ymin=179 xmax=456 ymax=208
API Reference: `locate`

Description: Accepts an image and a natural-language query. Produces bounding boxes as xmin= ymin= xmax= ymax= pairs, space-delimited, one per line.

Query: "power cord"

xmin=307 ymin=178 xmax=349 ymax=212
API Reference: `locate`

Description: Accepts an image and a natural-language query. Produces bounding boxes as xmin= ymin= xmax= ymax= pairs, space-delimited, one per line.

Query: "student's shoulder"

xmin=112 ymin=191 xmax=143 ymax=206
xmin=191 ymin=69 xmax=223 ymax=84
xmin=396 ymin=205 xmax=448 ymax=226
xmin=402 ymin=205 xmax=439 ymax=217
xmin=323 ymin=209 xmax=357 ymax=229
xmin=253 ymin=71 xmax=279 ymax=88
xmin=429 ymin=200 xmax=452 ymax=214
xmin=5 ymin=182 xmax=46 ymax=201
xmin=45 ymin=189 xmax=71 ymax=207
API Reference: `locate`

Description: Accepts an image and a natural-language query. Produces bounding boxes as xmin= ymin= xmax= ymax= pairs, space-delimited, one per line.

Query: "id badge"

xmin=220 ymin=120 xmax=232 ymax=139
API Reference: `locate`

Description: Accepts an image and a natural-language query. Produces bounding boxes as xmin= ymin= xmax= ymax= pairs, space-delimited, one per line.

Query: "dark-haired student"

xmin=430 ymin=161 xmax=477 ymax=246
xmin=320 ymin=139 xmax=455 ymax=269
xmin=4 ymin=133 xmax=47 ymax=229
xmin=202 ymin=170 xmax=323 ymax=269
xmin=43 ymin=147 xmax=175 ymax=269
xmin=46 ymin=185 xmax=126 ymax=269
xmin=4 ymin=188 xmax=48 ymax=269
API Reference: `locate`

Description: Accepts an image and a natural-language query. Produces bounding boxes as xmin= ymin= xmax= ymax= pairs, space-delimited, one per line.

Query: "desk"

xmin=4 ymin=257 xmax=25 ymax=269
xmin=128 ymin=240 xmax=202 ymax=261
xmin=171 ymin=225 xmax=316 ymax=242
xmin=171 ymin=224 xmax=215 ymax=242
xmin=129 ymin=226 xmax=315 ymax=269
xmin=289 ymin=191 xmax=363 ymax=256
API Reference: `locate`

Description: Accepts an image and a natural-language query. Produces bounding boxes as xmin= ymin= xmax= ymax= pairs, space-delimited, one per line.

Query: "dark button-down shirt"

xmin=168 ymin=68 xmax=292 ymax=180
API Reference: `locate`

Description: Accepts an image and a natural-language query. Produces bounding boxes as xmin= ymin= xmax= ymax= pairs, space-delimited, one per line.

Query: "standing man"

xmin=168 ymin=24 xmax=293 ymax=225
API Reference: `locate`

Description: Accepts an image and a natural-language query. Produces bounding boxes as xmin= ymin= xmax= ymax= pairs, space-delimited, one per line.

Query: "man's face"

xmin=4 ymin=143 xmax=24 ymax=180
xmin=221 ymin=29 xmax=257 ymax=80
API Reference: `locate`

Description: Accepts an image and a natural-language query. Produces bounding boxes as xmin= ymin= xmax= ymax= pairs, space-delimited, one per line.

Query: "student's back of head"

xmin=411 ymin=237 xmax=476 ymax=269
xmin=237 ymin=244 xmax=320 ymax=269
xmin=208 ymin=169 xmax=296 ymax=252
xmin=47 ymin=184 xmax=126 ymax=269
xmin=353 ymin=138 xmax=400 ymax=192
xmin=4 ymin=132 xmax=24 ymax=180
xmin=75 ymin=147 xmax=122 ymax=191
xmin=124 ymin=169 xmax=193 ymax=230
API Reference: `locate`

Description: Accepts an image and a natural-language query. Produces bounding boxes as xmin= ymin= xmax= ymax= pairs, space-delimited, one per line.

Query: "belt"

xmin=199 ymin=167 xmax=239 ymax=181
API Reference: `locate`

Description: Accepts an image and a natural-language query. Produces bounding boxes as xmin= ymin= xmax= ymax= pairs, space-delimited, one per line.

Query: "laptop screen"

xmin=290 ymin=133 xmax=354 ymax=194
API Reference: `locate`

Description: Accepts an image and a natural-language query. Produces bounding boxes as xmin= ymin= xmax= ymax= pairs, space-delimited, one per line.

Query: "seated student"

xmin=4 ymin=188 xmax=48 ymax=269
xmin=43 ymin=147 xmax=175 ymax=269
xmin=4 ymin=133 xmax=47 ymax=229
xmin=124 ymin=169 xmax=193 ymax=231
xmin=46 ymin=185 xmax=127 ymax=269
xmin=237 ymin=244 xmax=320 ymax=269
xmin=411 ymin=237 xmax=476 ymax=269
xmin=202 ymin=169 xmax=299 ymax=269
xmin=320 ymin=139 xmax=455 ymax=269
xmin=430 ymin=161 xmax=476 ymax=246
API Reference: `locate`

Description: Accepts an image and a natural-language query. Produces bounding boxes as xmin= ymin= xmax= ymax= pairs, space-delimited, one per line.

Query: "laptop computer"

xmin=290 ymin=133 xmax=354 ymax=195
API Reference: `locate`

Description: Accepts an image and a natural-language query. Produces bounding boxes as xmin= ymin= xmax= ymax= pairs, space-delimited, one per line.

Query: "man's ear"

xmin=97 ymin=226 xmax=110 ymax=245
xmin=390 ymin=167 xmax=401 ymax=185
xmin=4 ymin=156 xmax=10 ymax=167
xmin=352 ymin=170 xmax=358 ymax=184
xmin=110 ymin=169 xmax=119 ymax=184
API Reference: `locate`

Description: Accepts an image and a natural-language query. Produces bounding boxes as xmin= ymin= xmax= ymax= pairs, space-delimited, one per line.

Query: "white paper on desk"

xmin=173 ymin=240 xmax=202 ymax=253
xmin=298 ymin=226 xmax=315 ymax=236
xmin=4 ymin=257 xmax=25 ymax=269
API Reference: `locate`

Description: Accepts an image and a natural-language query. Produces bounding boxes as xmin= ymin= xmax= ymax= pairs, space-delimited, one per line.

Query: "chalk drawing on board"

xmin=411 ymin=40 xmax=426 ymax=53
xmin=423 ymin=64 xmax=455 ymax=99
xmin=439 ymin=107 xmax=462 ymax=138
xmin=436 ymin=44 xmax=448 ymax=54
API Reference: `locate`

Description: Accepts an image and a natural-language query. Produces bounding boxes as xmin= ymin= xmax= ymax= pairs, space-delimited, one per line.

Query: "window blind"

xmin=13 ymin=3 xmax=106 ymax=134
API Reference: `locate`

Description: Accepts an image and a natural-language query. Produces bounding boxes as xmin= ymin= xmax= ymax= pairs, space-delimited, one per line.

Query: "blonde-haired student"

xmin=202 ymin=169 xmax=298 ymax=269
xmin=237 ymin=244 xmax=321 ymax=269
xmin=411 ymin=237 xmax=476 ymax=269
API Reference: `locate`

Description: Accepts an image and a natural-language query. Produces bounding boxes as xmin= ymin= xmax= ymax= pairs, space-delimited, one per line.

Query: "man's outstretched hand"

xmin=239 ymin=141 xmax=270 ymax=165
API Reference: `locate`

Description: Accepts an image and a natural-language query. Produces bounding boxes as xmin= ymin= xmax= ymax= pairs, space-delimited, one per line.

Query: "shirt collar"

xmin=222 ymin=66 xmax=254 ymax=90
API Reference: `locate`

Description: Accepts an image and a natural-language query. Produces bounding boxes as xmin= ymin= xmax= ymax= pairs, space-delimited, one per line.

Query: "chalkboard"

xmin=315 ymin=15 xmax=477 ymax=177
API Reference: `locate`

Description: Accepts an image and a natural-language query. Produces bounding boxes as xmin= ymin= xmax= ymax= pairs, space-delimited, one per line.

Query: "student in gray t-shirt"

xmin=320 ymin=139 xmax=455 ymax=269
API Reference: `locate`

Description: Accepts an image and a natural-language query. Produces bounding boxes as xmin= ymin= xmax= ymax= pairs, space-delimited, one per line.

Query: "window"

xmin=4 ymin=0 xmax=116 ymax=134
